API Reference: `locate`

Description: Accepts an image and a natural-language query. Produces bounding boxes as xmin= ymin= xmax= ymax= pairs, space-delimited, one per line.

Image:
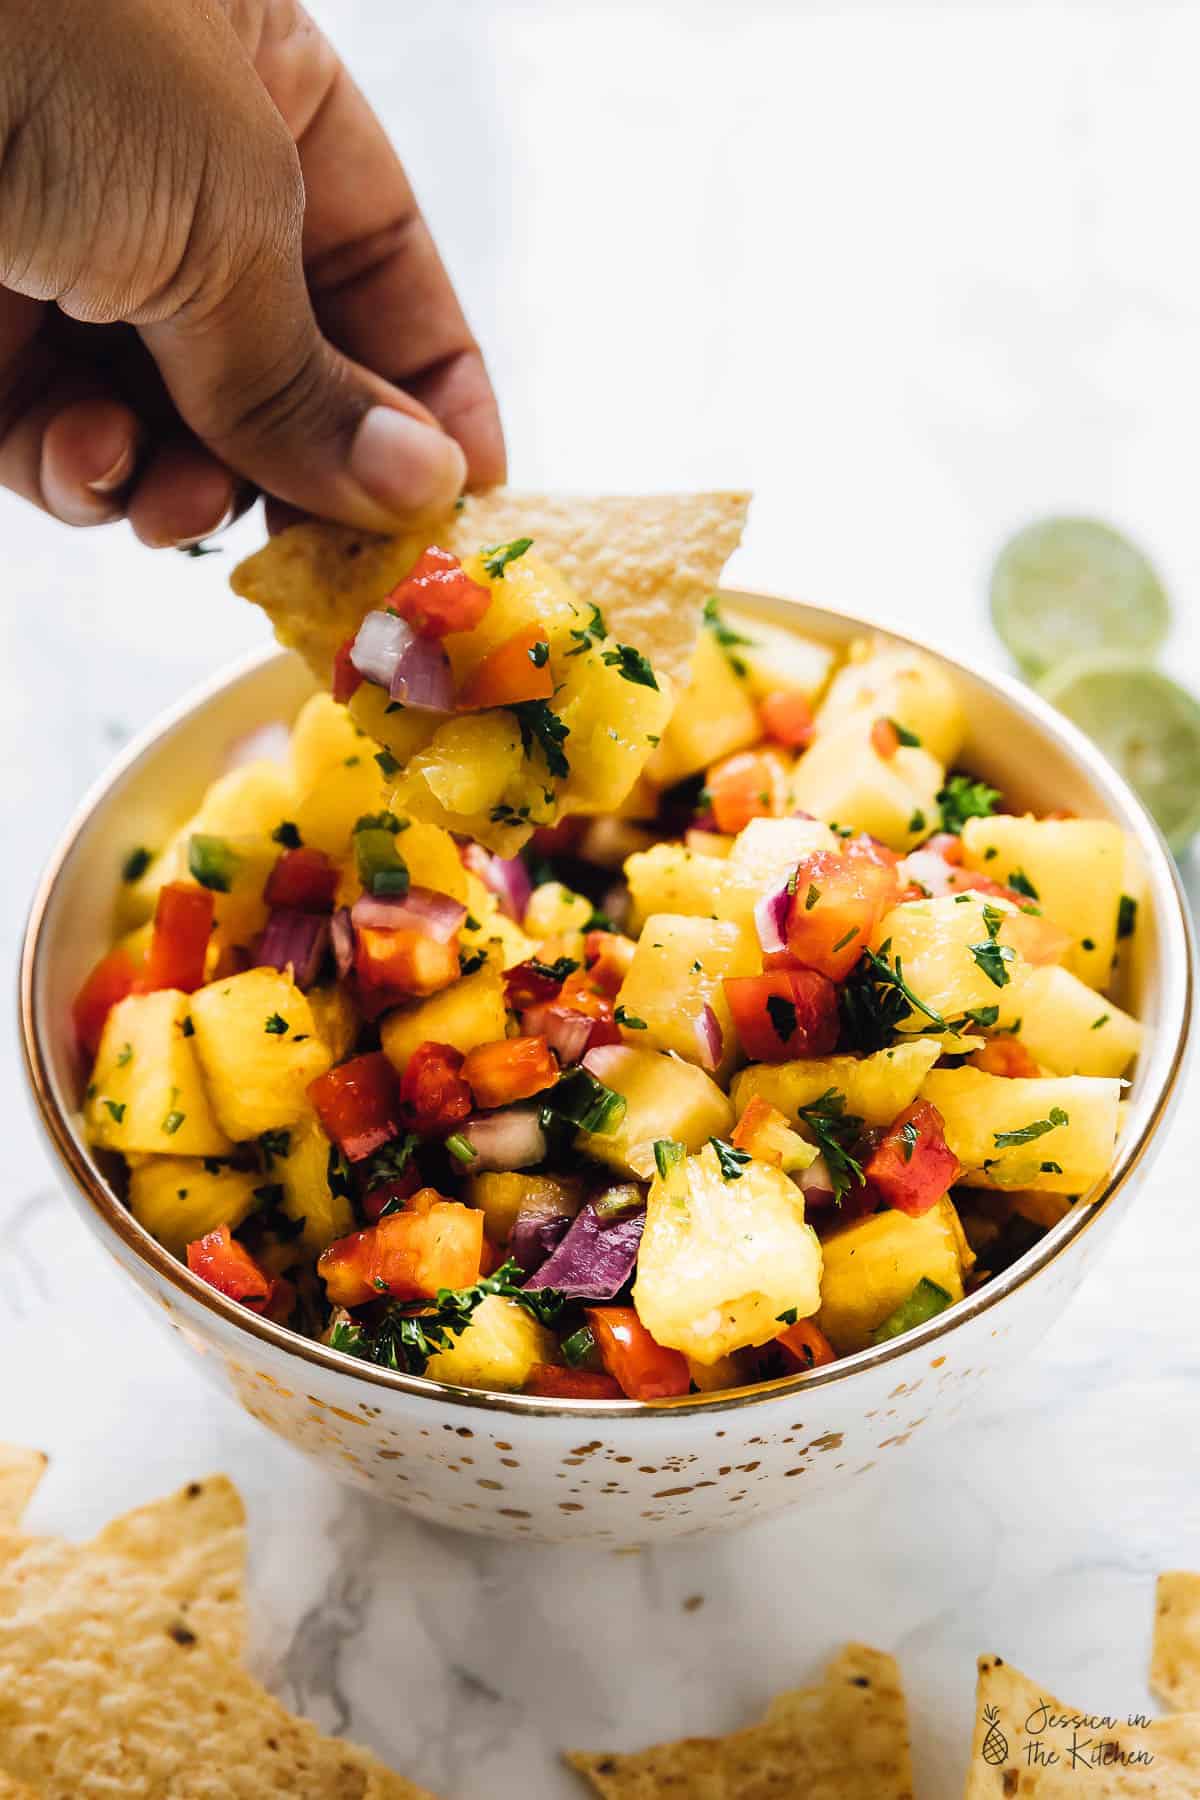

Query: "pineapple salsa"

xmin=76 ymin=537 xmax=1146 ymax=1402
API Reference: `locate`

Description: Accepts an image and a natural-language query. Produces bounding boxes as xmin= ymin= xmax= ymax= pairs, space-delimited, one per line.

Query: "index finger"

xmin=245 ymin=7 xmax=506 ymax=488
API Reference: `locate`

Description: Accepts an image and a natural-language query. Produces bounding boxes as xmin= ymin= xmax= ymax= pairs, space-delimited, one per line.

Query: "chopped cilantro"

xmin=272 ymin=821 xmax=303 ymax=849
xmin=654 ymin=1138 xmax=686 ymax=1179
xmin=614 ymin=1005 xmax=648 ymax=1030
xmin=102 ymin=1098 xmax=126 ymax=1124
xmin=1041 ymin=1160 xmax=1064 ymax=1174
xmin=458 ymin=949 xmax=487 ymax=976
xmin=329 ymin=1257 xmax=566 ymax=1375
xmin=1117 ymin=894 xmax=1137 ymax=939
xmin=776 ymin=1307 xmax=799 ymax=1327
xmin=187 ymin=833 xmax=240 ymax=893
xmin=766 ymin=993 xmax=798 ymax=1042
xmin=374 ymin=748 xmax=401 ymax=778
xmin=710 ymin=1137 xmax=751 ymax=1181
xmin=116 ymin=1043 xmax=133 ymax=1068
xmin=161 ymin=1109 xmax=185 ymax=1136
xmin=264 ymin=1013 xmax=289 ymax=1035
xmin=937 ymin=774 xmax=1001 ymax=835
xmin=601 ymin=643 xmax=659 ymax=691
xmin=121 ymin=846 xmax=152 ymax=883
xmin=528 ymin=640 xmax=550 ymax=668
xmin=969 ymin=939 xmax=1015 ymax=988
xmin=796 ymin=1090 xmax=865 ymax=1204
xmin=1081 ymin=936 xmax=1096 ymax=952
xmin=838 ymin=939 xmax=946 ymax=1051
xmin=259 ymin=1128 xmax=291 ymax=1165
xmin=898 ymin=1118 xmax=920 ymax=1162
xmin=908 ymin=810 xmax=927 ymax=835
xmin=805 ymin=883 xmax=821 ymax=911
xmin=511 ymin=700 xmax=570 ymax=779
xmin=565 ymin=601 xmax=608 ymax=656
xmin=483 ymin=537 xmax=533 ymax=579
xmin=1091 ymin=1014 xmax=1110 ymax=1031
xmin=993 ymin=1106 xmax=1069 ymax=1149
xmin=890 ymin=720 xmax=922 ymax=747
xmin=1006 ymin=868 xmax=1039 ymax=902
xmin=528 ymin=956 xmax=580 ymax=984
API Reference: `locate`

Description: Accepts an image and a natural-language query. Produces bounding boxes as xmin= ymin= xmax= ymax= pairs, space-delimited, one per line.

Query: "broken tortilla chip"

xmin=567 ymin=1642 xmax=913 ymax=1798
xmin=0 ymin=1469 xmax=437 ymax=1800
xmin=1152 ymin=1572 xmax=1200 ymax=1713
xmin=0 ymin=1447 xmax=45 ymax=1532
xmin=966 ymin=1653 xmax=1200 ymax=1795
xmin=231 ymin=490 xmax=750 ymax=692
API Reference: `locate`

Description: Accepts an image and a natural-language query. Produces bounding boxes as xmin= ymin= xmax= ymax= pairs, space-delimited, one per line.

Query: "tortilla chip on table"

xmin=567 ymin=1642 xmax=914 ymax=1798
xmin=1151 ymin=1572 xmax=1200 ymax=1713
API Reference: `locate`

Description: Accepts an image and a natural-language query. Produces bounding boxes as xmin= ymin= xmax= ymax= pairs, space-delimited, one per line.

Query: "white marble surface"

xmin=3 ymin=2 xmax=1200 ymax=1793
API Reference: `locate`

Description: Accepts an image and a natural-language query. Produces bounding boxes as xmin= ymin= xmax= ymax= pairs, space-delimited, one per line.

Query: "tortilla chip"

xmin=1152 ymin=1573 xmax=1200 ymax=1712
xmin=231 ymin=490 xmax=750 ymax=691
xmin=567 ymin=1642 xmax=913 ymax=1798
xmin=0 ymin=1448 xmax=45 ymax=1532
xmin=966 ymin=1653 xmax=1200 ymax=1794
xmin=0 ymin=1474 xmax=437 ymax=1800
xmin=0 ymin=1775 xmax=38 ymax=1798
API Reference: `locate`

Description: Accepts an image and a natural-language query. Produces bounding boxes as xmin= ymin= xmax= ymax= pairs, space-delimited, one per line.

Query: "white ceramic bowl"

xmin=21 ymin=593 xmax=1194 ymax=1545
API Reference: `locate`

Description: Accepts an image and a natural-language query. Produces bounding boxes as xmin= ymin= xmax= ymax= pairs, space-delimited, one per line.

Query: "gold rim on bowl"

xmin=19 ymin=593 xmax=1196 ymax=1417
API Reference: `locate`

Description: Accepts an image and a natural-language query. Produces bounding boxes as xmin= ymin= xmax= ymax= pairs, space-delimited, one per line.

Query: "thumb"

xmin=137 ymin=160 xmax=466 ymax=531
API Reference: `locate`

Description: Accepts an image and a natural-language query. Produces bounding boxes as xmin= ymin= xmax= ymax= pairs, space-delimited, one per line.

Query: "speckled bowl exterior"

xmin=22 ymin=595 xmax=1193 ymax=1545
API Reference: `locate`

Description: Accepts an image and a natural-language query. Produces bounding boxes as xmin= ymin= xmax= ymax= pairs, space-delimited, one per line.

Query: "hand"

xmin=0 ymin=0 xmax=505 ymax=546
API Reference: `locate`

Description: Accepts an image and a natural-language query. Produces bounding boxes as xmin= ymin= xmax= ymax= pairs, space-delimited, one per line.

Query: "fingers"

xmin=245 ymin=5 xmax=506 ymax=488
xmin=125 ymin=438 xmax=235 ymax=548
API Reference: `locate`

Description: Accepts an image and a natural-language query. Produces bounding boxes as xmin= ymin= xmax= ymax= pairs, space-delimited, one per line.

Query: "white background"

xmin=3 ymin=3 xmax=1200 ymax=1794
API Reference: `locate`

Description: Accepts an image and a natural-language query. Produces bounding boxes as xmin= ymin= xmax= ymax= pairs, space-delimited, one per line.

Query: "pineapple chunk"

xmin=646 ymin=628 xmax=761 ymax=787
xmin=815 ymin=636 xmax=966 ymax=765
xmin=687 ymin=1351 xmax=751 ymax=1393
xmin=959 ymin=815 xmax=1126 ymax=989
xmin=128 ymin=1157 xmax=261 ymax=1258
xmin=625 ymin=843 xmax=728 ymax=928
xmin=444 ymin=550 xmax=586 ymax=675
xmin=288 ymin=694 xmax=392 ymax=857
xmin=817 ymin=1196 xmax=971 ymax=1355
xmin=715 ymin=817 xmax=837 ymax=933
xmin=719 ymin=606 xmax=838 ymax=703
xmin=85 ymin=990 xmax=231 ymax=1158
xmin=616 ymin=914 xmax=757 ymax=1074
xmin=305 ymin=984 xmax=360 ymax=1064
xmin=554 ymin=646 xmax=674 ymax=815
xmin=400 ymin=821 xmax=470 ymax=904
xmin=524 ymin=882 xmax=593 ymax=937
xmin=791 ymin=717 xmax=944 ymax=850
xmin=124 ymin=760 xmax=294 ymax=922
xmin=207 ymin=838 xmax=279 ymax=952
xmin=576 ymin=1047 xmax=733 ymax=1178
xmin=466 ymin=1172 xmax=583 ymax=1246
xmin=919 ymin=1068 xmax=1121 ymax=1192
xmin=275 ymin=1113 xmax=354 ymax=1252
xmin=995 ymin=965 xmax=1142 ymax=1077
xmin=874 ymin=892 xmax=1032 ymax=1027
xmin=424 ymin=1295 xmax=556 ymax=1392
xmin=347 ymin=681 xmax=440 ymax=766
xmin=731 ymin=1038 xmax=942 ymax=1129
xmin=189 ymin=969 xmax=332 ymax=1142
xmin=634 ymin=1143 xmax=822 ymax=1361
xmin=379 ymin=965 xmax=509 ymax=1073
xmin=459 ymin=901 xmax=536 ymax=973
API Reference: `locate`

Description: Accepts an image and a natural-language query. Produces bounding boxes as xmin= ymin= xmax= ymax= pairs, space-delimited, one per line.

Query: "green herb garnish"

xmin=710 ymin=1137 xmax=751 ymax=1181
xmin=937 ymin=774 xmax=1001 ymax=835
xmin=121 ymin=846 xmax=152 ymax=883
xmin=614 ymin=1005 xmax=647 ymax=1030
xmin=187 ymin=833 xmax=240 ymax=893
xmin=264 ymin=1013 xmax=289 ymax=1035
xmin=601 ymin=643 xmax=659 ymax=691
xmin=483 ymin=537 xmax=533 ymax=579
xmin=993 ymin=1106 xmax=1069 ymax=1149
xmin=795 ymin=1089 xmax=865 ymax=1204
xmin=766 ymin=994 xmax=798 ymax=1042
xmin=272 ymin=821 xmax=303 ymax=849
xmin=511 ymin=700 xmax=570 ymax=779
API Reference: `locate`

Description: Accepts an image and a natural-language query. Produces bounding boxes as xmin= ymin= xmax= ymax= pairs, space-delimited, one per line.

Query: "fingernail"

xmin=86 ymin=441 xmax=137 ymax=496
xmin=350 ymin=407 xmax=467 ymax=517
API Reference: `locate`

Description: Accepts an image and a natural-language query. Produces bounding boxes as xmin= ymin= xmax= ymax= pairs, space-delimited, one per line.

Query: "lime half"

xmin=990 ymin=517 xmax=1169 ymax=678
xmin=1038 ymin=652 xmax=1200 ymax=851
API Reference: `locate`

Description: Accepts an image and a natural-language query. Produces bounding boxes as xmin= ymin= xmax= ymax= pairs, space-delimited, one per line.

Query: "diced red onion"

xmin=350 ymin=610 xmax=412 ymax=689
xmin=509 ymin=1209 xmax=572 ymax=1276
xmin=755 ymin=875 xmax=793 ymax=958
xmin=461 ymin=843 xmax=532 ymax=923
xmin=224 ymin=721 xmax=290 ymax=771
xmin=798 ymin=1153 xmax=836 ymax=1207
xmin=692 ymin=1003 xmax=724 ymax=1071
xmin=331 ymin=907 xmax=356 ymax=981
xmin=521 ymin=1003 xmax=595 ymax=1065
xmin=351 ymin=886 xmax=467 ymax=941
xmin=524 ymin=1201 xmax=646 ymax=1300
xmin=900 ymin=850 xmax=957 ymax=898
xmin=461 ymin=1109 xmax=546 ymax=1171
xmin=388 ymin=633 xmax=455 ymax=714
xmin=255 ymin=908 xmax=331 ymax=990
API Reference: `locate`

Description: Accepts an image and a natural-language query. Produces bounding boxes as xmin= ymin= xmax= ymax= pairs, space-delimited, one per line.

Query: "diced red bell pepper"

xmin=264 ymin=847 xmax=339 ymax=913
xmin=523 ymin=1365 xmax=625 ymax=1400
xmin=560 ymin=964 xmax=623 ymax=1016
xmin=308 ymin=1051 xmax=401 ymax=1160
xmin=462 ymin=1036 xmax=559 ymax=1109
xmin=504 ymin=957 xmax=571 ymax=1009
xmin=780 ymin=844 xmax=899 ymax=980
xmin=759 ymin=689 xmax=815 ymax=749
xmin=863 ymin=1099 xmax=959 ymax=1217
xmin=923 ymin=831 xmax=963 ymax=864
xmin=362 ymin=1166 xmax=422 ymax=1223
xmin=457 ymin=625 xmax=554 ymax=709
xmin=318 ymin=1188 xmax=483 ymax=1305
xmin=332 ymin=635 xmax=364 ymax=704
xmin=584 ymin=1307 xmax=691 ymax=1401
xmin=705 ymin=748 xmax=788 ymax=835
xmin=730 ymin=1096 xmax=798 ymax=1166
xmin=139 ymin=882 xmax=215 ymax=994
xmin=940 ymin=867 xmax=1073 ymax=964
xmin=777 ymin=1317 xmax=837 ymax=1372
xmin=355 ymin=925 xmax=461 ymax=1000
xmin=384 ymin=546 xmax=492 ymax=639
xmin=870 ymin=716 xmax=901 ymax=759
xmin=187 ymin=1225 xmax=276 ymax=1313
xmin=398 ymin=1040 xmax=473 ymax=1134
xmin=724 ymin=967 xmax=839 ymax=1061
xmin=969 ymin=1035 xmax=1041 ymax=1079
xmin=528 ymin=816 xmax=585 ymax=858
xmin=73 ymin=946 xmax=137 ymax=1055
